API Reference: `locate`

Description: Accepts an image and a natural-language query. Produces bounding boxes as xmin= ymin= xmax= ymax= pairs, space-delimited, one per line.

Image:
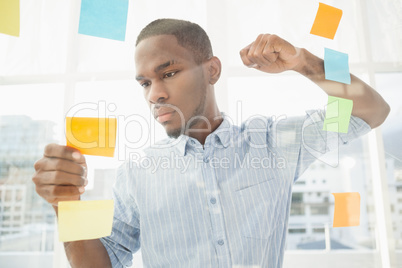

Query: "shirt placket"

xmin=200 ymin=140 xmax=232 ymax=268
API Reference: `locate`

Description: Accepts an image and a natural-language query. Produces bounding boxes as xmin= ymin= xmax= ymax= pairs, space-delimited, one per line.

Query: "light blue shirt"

xmin=100 ymin=110 xmax=371 ymax=267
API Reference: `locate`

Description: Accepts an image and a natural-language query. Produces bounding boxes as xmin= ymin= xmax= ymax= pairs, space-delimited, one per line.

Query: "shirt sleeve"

xmin=100 ymin=161 xmax=141 ymax=268
xmin=269 ymin=109 xmax=371 ymax=182
xmin=292 ymin=109 xmax=372 ymax=180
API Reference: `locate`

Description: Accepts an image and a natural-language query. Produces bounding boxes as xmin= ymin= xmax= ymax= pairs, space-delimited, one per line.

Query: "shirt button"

xmin=218 ymin=239 xmax=224 ymax=246
xmin=210 ymin=197 xmax=216 ymax=204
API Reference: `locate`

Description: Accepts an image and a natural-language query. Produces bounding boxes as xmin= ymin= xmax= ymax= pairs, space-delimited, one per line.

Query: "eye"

xmin=163 ymin=71 xmax=178 ymax=78
xmin=140 ymin=81 xmax=150 ymax=88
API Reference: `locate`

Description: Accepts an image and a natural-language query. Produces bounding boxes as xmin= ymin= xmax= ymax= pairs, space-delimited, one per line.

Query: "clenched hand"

xmin=240 ymin=34 xmax=303 ymax=74
xmin=32 ymin=144 xmax=87 ymax=206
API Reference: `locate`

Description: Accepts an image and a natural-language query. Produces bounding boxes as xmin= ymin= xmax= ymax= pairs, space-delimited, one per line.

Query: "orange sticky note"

xmin=66 ymin=117 xmax=117 ymax=157
xmin=332 ymin=192 xmax=360 ymax=227
xmin=58 ymin=200 xmax=114 ymax=242
xmin=310 ymin=3 xmax=343 ymax=39
xmin=0 ymin=0 xmax=20 ymax=37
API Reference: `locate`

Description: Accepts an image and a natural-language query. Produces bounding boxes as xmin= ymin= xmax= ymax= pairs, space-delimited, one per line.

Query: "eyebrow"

xmin=136 ymin=60 xmax=178 ymax=81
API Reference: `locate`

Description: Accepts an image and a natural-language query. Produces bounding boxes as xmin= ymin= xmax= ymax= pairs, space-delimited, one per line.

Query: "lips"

xmin=157 ymin=111 xmax=175 ymax=123
xmin=154 ymin=107 xmax=176 ymax=123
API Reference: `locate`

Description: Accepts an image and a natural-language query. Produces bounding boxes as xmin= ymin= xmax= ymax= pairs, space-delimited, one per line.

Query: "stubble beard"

xmin=166 ymin=90 xmax=207 ymax=139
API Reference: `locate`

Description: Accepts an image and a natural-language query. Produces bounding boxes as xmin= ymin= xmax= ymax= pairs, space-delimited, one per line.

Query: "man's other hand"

xmin=240 ymin=34 xmax=302 ymax=74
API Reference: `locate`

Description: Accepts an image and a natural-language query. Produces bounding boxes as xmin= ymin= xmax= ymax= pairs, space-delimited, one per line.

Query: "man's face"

xmin=135 ymin=35 xmax=209 ymax=138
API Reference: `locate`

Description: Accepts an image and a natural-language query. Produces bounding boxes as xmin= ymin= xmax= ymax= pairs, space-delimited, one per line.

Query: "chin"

xmin=165 ymin=127 xmax=183 ymax=139
xmin=163 ymin=124 xmax=185 ymax=139
xmin=161 ymin=119 xmax=186 ymax=139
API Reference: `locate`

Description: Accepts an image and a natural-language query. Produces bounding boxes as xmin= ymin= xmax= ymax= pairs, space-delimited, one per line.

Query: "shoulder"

xmin=239 ymin=113 xmax=307 ymax=134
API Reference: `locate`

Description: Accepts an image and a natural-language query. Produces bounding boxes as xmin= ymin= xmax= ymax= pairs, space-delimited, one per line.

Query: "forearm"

xmin=53 ymin=206 xmax=112 ymax=268
xmin=294 ymin=48 xmax=390 ymax=128
xmin=64 ymin=239 xmax=112 ymax=268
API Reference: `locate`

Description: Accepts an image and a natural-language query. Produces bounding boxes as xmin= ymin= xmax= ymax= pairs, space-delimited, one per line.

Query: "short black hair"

xmin=136 ymin=18 xmax=213 ymax=64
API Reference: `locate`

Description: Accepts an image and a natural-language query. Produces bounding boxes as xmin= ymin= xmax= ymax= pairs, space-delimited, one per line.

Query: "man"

xmin=32 ymin=19 xmax=390 ymax=267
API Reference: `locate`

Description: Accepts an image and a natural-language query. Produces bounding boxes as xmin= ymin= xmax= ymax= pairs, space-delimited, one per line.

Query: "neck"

xmin=185 ymin=107 xmax=223 ymax=145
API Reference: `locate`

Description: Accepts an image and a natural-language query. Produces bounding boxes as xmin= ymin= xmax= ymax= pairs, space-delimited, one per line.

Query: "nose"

xmin=147 ymin=81 xmax=168 ymax=104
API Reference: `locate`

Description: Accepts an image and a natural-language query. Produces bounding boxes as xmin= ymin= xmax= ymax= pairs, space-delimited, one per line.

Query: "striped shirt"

xmin=100 ymin=110 xmax=371 ymax=267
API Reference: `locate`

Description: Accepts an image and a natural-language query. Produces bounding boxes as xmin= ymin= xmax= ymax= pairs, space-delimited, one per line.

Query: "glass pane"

xmin=227 ymin=75 xmax=327 ymax=120
xmin=72 ymin=80 xmax=166 ymax=168
xmin=77 ymin=0 xmax=207 ymax=72
xmin=2 ymin=0 xmax=400 ymax=267
xmin=0 ymin=0 xmax=69 ymax=75
xmin=366 ymin=0 xmax=402 ymax=64
xmin=375 ymin=72 xmax=402 ymax=267
xmin=225 ymin=0 xmax=364 ymax=68
xmin=0 ymin=84 xmax=63 ymax=266
xmin=227 ymin=76 xmax=378 ymax=260
xmin=72 ymin=80 xmax=161 ymax=267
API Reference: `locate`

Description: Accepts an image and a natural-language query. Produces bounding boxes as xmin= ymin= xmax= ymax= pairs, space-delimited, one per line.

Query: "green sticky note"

xmin=58 ymin=200 xmax=114 ymax=242
xmin=0 ymin=0 xmax=20 ymax=37
xmin=323 ymin=96 xmax=353 ymax=133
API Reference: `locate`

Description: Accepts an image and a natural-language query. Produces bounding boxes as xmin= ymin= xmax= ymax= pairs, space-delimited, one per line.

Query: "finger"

xmin=33 ymin=170 xmax=87 ymax=187
xmin=239 ymin=42 xmax=255 ymax=67
xmin=36 ymin=184 xmax=84 ymax=199
xmin=36 ymin=157 xmax=86 ymax=176
xmin=265 ymin=34 xmax=298 ymax=62
xmin=246 ymin=34 xmax=266 ymax=66
xmin=43 ymin=143 xmax=86 ymax=164
xmin=36 ymin=185 xmax=83 ymax=205
xmin=247 ymin=34 xmax=275 ymax=67
xmin=247 ymin=34 xmax=264 ymax=56
xmin=240 ymin=43 xmax=253 ymax=55
xmin=262 ymin=37 xmax=279 ymax=63
xmin=52 ymin=197 xmax=81 ymax=206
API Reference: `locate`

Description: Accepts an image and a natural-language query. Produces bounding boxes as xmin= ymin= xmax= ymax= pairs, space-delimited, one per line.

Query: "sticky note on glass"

xmin=0 ymin=0 xmax=20 ymax=37
xmin=66 ymin=117 xmax=117 ymax=157
xmin=58 ymin=200 xmax=114 ymax=242
xmin=78 ymin=0 xmax=129 ymax=41
xmin=310 ymin=3 xmax=342 ymax=39
xmin=323 ymin=96 xmax=353 ymax=133
xmin=332 ymin=192 xmax=360 ymax=227
xmin=324 ymin=48 xmax=351 ymax=84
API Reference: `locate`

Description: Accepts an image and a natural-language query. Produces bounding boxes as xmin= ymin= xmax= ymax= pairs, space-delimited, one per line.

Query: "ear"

xmin=207 ymin=56 xmax=221 ymax=85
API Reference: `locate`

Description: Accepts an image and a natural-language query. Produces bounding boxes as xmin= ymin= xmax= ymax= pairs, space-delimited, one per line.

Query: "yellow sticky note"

xmin=323 ymin=96 xmax=353 ymax=133
xmin=332 ymin=192 xmax=360 ymax=227
xmin=58 ymin=200 xmax=114 ymax=242
xmin=310 ymin=2 xmax=343 ymax=39
xmin=0 ymin=0 xmax=20 ymax=37
xmin=66 ymin=117 xmax=117 ymax=157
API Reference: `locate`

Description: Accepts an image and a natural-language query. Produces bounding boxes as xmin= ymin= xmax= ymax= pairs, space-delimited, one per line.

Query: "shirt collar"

xmin=212 ymin=115 xmax=232 ymax=148
xmin=175 ymin=135 xmax=189 ymax=156
xmin=175 ymin=113 xmax=234 ymax=156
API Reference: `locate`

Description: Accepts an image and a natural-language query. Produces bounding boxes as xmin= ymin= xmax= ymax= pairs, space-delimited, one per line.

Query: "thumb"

xmin=241 ymin=42 xmax=253 ymax=52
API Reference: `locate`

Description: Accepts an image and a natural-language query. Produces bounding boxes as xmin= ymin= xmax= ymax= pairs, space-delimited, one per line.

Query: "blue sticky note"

xmin=78 ymin=0 xmax=129 ymax=41
xmin=324 ymin=48 xmax=351 ymax=84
